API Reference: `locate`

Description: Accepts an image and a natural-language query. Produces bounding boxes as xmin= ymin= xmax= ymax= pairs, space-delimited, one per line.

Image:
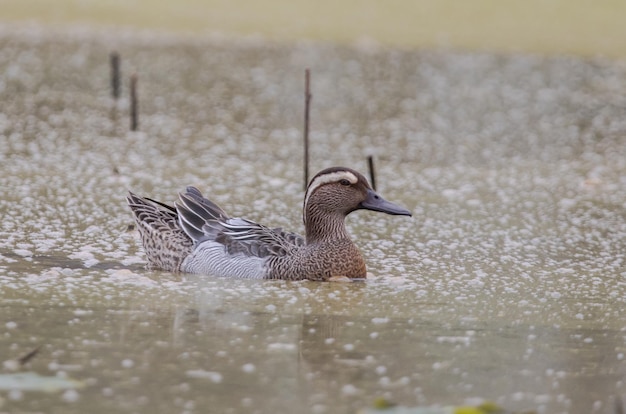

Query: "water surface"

xmin=0 ymin=27 xmax=625 ymax=413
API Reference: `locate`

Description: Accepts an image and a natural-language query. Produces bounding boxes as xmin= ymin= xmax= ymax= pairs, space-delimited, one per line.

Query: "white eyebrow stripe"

xmin=303 ymin=171 xmax=358 ymax=208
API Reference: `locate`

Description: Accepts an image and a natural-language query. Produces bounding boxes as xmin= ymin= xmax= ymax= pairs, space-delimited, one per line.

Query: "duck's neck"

xmin=304 ymin=206 xmax=351 ymax=244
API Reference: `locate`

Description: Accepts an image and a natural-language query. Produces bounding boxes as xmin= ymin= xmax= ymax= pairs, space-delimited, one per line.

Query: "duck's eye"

xmin=339 ymin=179 xmax=351 ymax=186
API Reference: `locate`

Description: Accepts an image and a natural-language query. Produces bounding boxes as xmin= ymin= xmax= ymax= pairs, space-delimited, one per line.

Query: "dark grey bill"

xmin=359 ymin=189 xmax=412 ymax=216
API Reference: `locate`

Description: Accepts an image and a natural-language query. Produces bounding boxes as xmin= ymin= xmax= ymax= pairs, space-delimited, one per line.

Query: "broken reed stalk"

xmin=303 ymin=69 xmax=312 ymax=190
xmin=110 ymin=52 xmax=120 ymax=99
xmin=615 ymin=396 xmax=625 ymax=414
xmin=367 ymin=155 xmax=377 ymax=191
xmin=130 ymin=73 xmax=139 ymax=131
xmin=18 ymin=345 xmax=42 ymax=366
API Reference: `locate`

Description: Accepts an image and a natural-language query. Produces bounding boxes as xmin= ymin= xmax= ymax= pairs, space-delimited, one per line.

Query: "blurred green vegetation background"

xmin=1 ymin=0 xmax=625 ymax=58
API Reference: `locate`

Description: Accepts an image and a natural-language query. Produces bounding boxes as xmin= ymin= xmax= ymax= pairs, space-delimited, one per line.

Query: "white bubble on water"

xmin=8 ymin=389 xmax=23 ymax=401
xmin=62 ymin=389 xmax=80 ymax=403
xmin=371 ymin=317 xmax=389 ymax=324
xmin=241 ymin=363 xmax=255 ymax=373
xmin=341 ymin=384 xmax=359 ymax=396
xmin=13 ymin=249 xmax=32 ymax=257
xmin=186 ymin=370 xmax=223 ymax=383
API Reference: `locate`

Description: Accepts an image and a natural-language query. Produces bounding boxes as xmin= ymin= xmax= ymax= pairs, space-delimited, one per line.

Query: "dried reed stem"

xmin=303 ymin=69 xmax=312 ymax=190
xmin=110 ymin=52 xmax=120 ymax=99
xmin=130 ymin=73 xmax=139 ymax=131
xmin=367 ymin=155 xmax=377 ymax=191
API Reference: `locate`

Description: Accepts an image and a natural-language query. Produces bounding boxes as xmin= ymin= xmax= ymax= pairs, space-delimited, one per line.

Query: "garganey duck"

xmin=127 ymin=166 xmax=411 ymax=281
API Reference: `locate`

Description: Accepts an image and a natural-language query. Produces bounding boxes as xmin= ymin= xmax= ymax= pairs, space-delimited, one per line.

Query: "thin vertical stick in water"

xmin=303 ymin=69 xmax=312 ymax=190
xmin=130 ymin=73 xmax=139 ymax=131
xmin=615 ymin=396 xmax=624 ymax=414
xmin=367 ymin=155 xmax=377 ymax=191
xmin=110 ymin=52 xmax=120 ymax=99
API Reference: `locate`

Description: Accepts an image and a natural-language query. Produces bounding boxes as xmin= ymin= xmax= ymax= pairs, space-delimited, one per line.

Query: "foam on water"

xmin=0 ymin=26 xmax=625 ymax=414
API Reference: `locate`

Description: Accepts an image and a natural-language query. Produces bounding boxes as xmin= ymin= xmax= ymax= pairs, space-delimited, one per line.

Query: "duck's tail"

xmin=127 ymin=192 xmax=194 ymax=272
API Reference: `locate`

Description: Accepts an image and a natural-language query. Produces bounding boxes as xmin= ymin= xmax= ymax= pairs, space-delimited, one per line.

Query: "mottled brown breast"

xmin=266 ymin=239 xmax=366 ymax=281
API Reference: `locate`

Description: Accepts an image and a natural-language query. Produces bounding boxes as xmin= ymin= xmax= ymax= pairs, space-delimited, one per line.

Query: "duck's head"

xmin=303 ymin=166 xmax=412 ymax=225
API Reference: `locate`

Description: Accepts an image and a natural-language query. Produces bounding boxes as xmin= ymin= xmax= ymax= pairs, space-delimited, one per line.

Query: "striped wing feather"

xmin=176 ymin=187 xmax=305 ymax=259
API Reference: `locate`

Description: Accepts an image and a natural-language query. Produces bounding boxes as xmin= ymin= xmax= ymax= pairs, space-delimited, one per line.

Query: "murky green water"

xmin=1 ymin=26 xmax=625 ymax=413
